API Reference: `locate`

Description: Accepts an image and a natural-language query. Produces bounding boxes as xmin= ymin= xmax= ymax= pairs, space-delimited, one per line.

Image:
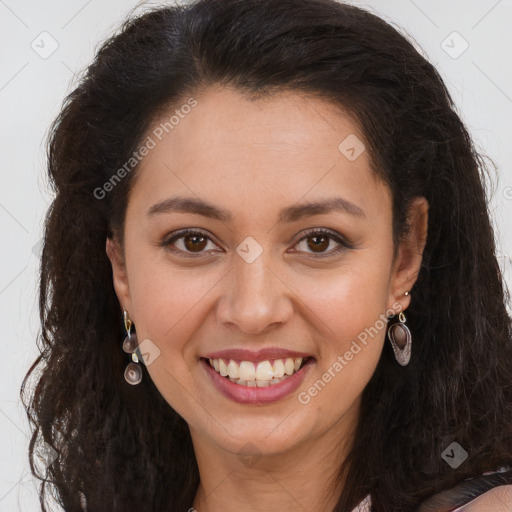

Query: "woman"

xmin=21 ymin=0 xmax=512 ymax=510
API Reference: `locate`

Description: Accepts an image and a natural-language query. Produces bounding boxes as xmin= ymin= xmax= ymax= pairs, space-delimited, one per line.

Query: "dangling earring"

xmin=387 ymin=292 xmax=412 ymax=366
xmin=122 ymin=309 xmax=142 ymax=385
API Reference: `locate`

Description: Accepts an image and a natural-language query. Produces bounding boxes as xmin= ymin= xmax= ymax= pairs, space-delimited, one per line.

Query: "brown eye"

xmin=293 ymin=228 xmax=349 ymax=257
xmin=305 ymin=234 xmax=330 ymax=252
xmin=183 ymin=233 xmax=208 ymax=252
xmin=164 ymin=229 xmax=218 ymax=255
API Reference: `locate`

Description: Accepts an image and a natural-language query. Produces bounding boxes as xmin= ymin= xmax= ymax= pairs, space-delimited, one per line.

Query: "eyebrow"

xmin=147 ymin=195 xmax=366 ymax=223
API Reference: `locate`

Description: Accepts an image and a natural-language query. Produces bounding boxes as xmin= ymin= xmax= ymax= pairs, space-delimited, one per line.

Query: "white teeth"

xmin=227 ymin=360 xmax=239 ymax=379
xmin=255 ymin=361 xmax=273 ymax=381
xmin=207 ymin=356 xmax=309 ymax=386
xmin=228 ymin=375 xmax=291 ymax=387
xmin=239 ymin=361 xmax=256 ymax=381
xmin=219 ymin=359 xmax=229 ymax=377
xmin=272 ymin=359 xmax=285 ymax=378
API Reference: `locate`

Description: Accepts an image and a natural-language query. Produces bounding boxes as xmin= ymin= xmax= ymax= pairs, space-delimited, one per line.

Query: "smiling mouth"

xmin=201 ymin=356 xmax=312 ymax=387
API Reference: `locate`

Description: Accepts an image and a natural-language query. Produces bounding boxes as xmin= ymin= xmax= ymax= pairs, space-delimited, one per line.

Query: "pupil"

xmin=185 ymin=235 xmax=207 ymax=252
xmin=308 ymin=235 xmax=328 ymax=252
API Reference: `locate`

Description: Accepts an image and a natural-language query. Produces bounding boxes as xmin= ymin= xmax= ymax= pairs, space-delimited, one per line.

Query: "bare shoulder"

xmin=456 ymin=484 xmax=512 ymax=511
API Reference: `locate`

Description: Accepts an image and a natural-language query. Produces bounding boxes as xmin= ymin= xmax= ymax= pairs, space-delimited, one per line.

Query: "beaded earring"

xmin=387 ymin=292 xmax=412 ymax=366
xmin=122 ymin=310 xmax=142 ymax=385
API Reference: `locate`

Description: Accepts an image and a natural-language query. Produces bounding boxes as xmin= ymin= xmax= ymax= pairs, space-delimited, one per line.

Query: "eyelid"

xmin=288 ymin=227 xmax=352 ymax=255
xmin=163 ymin=228 xmax=221 ymax=255
xmin=291 ymin=227 xmax=351 ymax=246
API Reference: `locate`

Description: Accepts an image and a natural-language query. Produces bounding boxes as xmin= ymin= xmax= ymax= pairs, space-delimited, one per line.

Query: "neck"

xmin=190 ymin=400 xmax=359 ymax=512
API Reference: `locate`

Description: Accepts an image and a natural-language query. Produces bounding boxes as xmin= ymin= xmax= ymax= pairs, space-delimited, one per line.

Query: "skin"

xmin=106 ymin=85 xmax=429 ymax=512
xmin=455 ymin=485 xmax=512 ymax=511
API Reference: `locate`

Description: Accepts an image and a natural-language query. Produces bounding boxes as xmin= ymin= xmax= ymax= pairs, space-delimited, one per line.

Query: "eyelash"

xmin=162 ymin=227 xmax=352 ymax=258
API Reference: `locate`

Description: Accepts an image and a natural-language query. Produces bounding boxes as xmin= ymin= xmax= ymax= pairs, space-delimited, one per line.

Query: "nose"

xmin=216 ymin=252 xmax=293 ymax=334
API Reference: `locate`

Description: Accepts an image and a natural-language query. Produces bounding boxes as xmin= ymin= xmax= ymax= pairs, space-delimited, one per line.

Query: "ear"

xmin=106 ymin=236 xmax=132 ymax=314
xmin=388 ymin=196 xmax=429 ymax=312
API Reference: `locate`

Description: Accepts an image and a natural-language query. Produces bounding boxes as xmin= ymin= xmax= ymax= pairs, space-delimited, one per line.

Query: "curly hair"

xmin=21 ymin=0 xmax=512 ymax=510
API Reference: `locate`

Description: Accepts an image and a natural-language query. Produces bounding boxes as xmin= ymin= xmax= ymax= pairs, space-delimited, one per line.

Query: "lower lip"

xmin=200 ymin=357 xmax=315 ymax=405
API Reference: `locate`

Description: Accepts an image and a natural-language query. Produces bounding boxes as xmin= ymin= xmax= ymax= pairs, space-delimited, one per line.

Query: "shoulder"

xmin=418 ymin=467 xmax=512 ymax=512
xmin=455 ymin=484 xmax=512 ymax=511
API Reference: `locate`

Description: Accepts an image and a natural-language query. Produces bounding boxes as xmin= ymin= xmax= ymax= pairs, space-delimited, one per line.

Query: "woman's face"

xmin=107 ymin=85 xmax=427 ymax=461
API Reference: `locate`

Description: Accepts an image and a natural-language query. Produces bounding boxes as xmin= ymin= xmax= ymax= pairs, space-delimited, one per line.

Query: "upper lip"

xmin=202 ymin=347 xmax=314 ymax=362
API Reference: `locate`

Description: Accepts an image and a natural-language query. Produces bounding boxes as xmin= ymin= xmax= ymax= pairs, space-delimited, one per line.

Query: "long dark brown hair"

xmin=21 ymin=0 xmax=512 ymax=510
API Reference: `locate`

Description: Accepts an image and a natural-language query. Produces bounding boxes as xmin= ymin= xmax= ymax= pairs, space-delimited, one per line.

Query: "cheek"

xmin=305 ymin=258 xmax=391 ymax=334
xmin=125 ymin=259 xmax=216 ymax=412
xmin=127 ymin=254 xmax=220 ymax=349
xmin=303 ymin=260 xmax=389 ymax=388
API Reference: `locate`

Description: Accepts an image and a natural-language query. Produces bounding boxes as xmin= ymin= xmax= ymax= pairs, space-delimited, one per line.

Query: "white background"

xmin=1 ymin=1 xmax=511 ymax=510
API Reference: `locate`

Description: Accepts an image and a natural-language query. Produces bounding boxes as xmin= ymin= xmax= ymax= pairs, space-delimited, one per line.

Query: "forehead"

xmin=128 ymin=85 xmax=391 ymax=225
